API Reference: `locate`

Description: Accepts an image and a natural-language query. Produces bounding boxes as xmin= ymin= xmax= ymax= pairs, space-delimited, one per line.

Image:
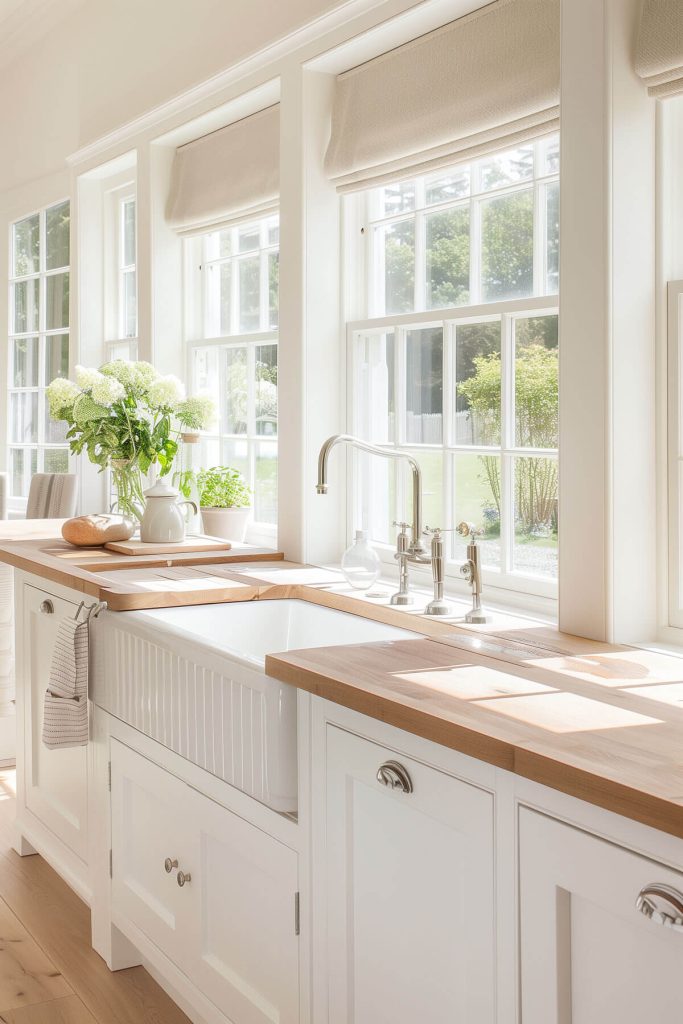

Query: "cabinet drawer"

xmin=111 ymin=740 xmax=299 ymax=1024
xmin=520 ymin=808 xmax=683 ymax=1022
xmin=325 ymin=725 xmax=495 ymax=1024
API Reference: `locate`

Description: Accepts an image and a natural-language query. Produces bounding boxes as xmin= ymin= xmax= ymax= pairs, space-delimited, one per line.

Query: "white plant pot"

xmin=200 ymin=506 xmax=251 ymax=543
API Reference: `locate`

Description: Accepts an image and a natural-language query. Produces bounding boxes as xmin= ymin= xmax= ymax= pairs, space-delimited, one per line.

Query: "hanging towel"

xmin=42 ymin=611 xmax=89 ymax=749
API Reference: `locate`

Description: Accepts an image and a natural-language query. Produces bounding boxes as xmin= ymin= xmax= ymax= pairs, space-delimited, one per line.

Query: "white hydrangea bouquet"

xmin=47 ymin=360 xmax=215 ymax=520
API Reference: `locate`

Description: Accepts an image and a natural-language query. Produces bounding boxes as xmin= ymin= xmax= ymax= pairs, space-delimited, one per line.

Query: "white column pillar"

xmin=559 ymin=0 xmax=656 ymax=641
xmin=278 ymin=66 xmax=344 ymax=564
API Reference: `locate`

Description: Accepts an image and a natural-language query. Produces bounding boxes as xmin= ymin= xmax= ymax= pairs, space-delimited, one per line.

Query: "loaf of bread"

xmin=62 ymin=514 xmax=136 ymax=547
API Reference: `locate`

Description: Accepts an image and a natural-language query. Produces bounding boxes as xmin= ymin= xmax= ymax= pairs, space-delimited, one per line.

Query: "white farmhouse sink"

xmin=131 ymin=598 xmax=415 ymax=666
xmin=92 ymin=599 xmax=417 ymax=813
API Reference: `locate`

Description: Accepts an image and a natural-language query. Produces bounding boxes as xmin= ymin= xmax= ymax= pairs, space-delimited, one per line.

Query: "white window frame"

xmin=346 ymin=136 xmax=559 ymax=602
xmin=104 ymin=183 xmax=138 ymax=362
xmin=186 ymin=212 xmax=279 ymax=545
xmin=7 ymin=200 xmax=72 ymax=513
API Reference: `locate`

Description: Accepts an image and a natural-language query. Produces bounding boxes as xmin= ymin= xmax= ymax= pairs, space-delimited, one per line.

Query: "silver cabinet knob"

xmin=40 ymin=600 xmax=54 ymax=615
xmin=177 ymin=870 xmax=192 ymax=887
xmin=376 ymin=760 xmax=413 ymax=793
xmin=636 ymin=883 xmax=683 ymax=931
xmin=164 ymin=858 xmax=178 ymax=874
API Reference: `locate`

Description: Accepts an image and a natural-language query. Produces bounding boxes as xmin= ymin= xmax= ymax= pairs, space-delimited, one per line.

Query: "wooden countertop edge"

xmin=513 ymin=748 xmax=683 ymax=840
xmin=265 ymin=657 xmax=516 ymax=771
xmin=266 ymin=654 xmax=683 ymax=841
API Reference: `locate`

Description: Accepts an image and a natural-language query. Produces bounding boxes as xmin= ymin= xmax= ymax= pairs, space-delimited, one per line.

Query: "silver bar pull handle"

xmin=376 ymin=760 xmax=413 ymax=794
xmin=636 ymin=883 xmax=683 ymax=931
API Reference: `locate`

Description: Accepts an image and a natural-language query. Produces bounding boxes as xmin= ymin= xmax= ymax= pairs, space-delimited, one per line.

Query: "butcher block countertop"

xmin=3 ymin=520 xmax=683 ymax=839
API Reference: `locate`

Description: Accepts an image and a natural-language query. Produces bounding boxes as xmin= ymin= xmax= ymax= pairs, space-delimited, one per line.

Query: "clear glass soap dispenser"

xmin=341 ymin=530 xmax=381 ymax=590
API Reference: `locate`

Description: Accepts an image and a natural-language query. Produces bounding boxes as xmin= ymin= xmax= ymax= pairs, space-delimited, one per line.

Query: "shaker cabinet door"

xmin=520 ymin=808 xmax=683 ymax=1023
xmin=325 ymin=725 xmax=495 ymax=1024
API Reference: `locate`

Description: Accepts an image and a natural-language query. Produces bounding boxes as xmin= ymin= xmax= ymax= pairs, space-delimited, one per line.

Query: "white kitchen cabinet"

xmin=519 ymin=807 xmax=683 ymax=1022
xmin=111 ymin=739 xmax=299 ymax=1024
xmin=16 ymin=581 xmax=88 ymax=870
xmin=324 ymin=724 xmax=496 ymax=1024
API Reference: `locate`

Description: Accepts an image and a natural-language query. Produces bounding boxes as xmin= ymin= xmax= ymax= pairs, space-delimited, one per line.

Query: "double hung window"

xmin=348 ymin=135 xmax=559 ymax=594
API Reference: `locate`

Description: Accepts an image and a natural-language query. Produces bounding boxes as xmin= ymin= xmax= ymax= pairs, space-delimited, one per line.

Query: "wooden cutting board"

xmin=104 ymin=537 xmax=232 ymax=556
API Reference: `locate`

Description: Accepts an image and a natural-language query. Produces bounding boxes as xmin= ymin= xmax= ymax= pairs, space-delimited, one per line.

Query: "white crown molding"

xmin=0 ymin=0 xmax=85 ymax=71
xmin=66 ymin=0 xmax=420 ymax=169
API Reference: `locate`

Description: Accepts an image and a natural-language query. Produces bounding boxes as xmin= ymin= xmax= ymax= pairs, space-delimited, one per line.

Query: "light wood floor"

xmin=0 ymin=770 xmax=190 ymax=1024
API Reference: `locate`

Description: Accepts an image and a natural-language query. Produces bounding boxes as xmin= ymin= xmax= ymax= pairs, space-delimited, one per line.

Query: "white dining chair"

xmin=26 ymin=474 xmax=78 ymax=520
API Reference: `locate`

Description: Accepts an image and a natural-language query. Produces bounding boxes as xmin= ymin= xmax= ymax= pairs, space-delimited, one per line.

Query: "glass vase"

xmin=110 ymin=459 xmax=145 ymax=522
xmin=174 ymin=436 xmax=202 ymax=534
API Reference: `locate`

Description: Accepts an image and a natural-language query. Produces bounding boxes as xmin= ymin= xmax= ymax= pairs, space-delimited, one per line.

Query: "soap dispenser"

xmin=341 ymin=530 xmax=381 ymax=590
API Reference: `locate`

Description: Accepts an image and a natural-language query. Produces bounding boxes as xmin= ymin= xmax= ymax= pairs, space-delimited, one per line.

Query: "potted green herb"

xmin=197 ymin=466 xmax=252 ymax=542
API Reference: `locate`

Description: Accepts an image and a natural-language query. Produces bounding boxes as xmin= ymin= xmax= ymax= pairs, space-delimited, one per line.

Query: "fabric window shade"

xmin=635 ymin=0 xmax=683 ymax=98
xmin=166 ymin=105 xmax=279 ymax=234
xmin=324 ymin=0 xmax=560 ymax=192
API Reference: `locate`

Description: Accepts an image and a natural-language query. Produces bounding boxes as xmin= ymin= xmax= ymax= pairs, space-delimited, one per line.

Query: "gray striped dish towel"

xmin=42 ymin=611 xmax=89 ymax=749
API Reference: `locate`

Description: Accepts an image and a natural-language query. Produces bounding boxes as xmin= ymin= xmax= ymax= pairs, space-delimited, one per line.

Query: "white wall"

xmin=0 ymin=0 xmax=347 ymax=193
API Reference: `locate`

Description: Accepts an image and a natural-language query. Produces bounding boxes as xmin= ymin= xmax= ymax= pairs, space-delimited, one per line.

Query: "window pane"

xmin=108 ymin=341 xmax=133 ymax=361
xmin=355 ymin=332 xmax=395 ymax=444
xmin=123 ymin=269 xmax=136 ymax=337
xmin=13 ymin=214 xmax=39 ymax=277
xmin=13 ymin=337 xmax=39 ymax=388
xmin=255 ymin=344 xmax=277 ymax=437
xmin=455 ymin=322 xmax=501 ymax=445
xmin=44 ymin=448 xmax=69 ymax=474
xmin=513 ymin=455 xmax=558 ymax=578
xmin=13 ymin=279 xmax=39 ymax=334
xmin=515 ymin=315 xmax=559 ymax=448
xmin=46 ymin=201 xmax=70 ymax=271
xmin=544 ymin=135 xmax=560 ymax=175
xmin=426 ymin=206 xmax=470 ymax=309
xmin=546 ymin=182 xmax=559 ymax=293
xmin=222 ymin=438 xmax=249 ymax=485
xmin=219 ymin=263 xmax=232 ymax=335
xmin=46 ymin=271 xmax=69 ymax=330
xmin=45 ymin=333 xmax=69 ymax=384
xmin=380 ymin=181 xmax=416 ymax=217
xmin=425 ymin=169 xmax=470 ymax=205
xmin=224 ymin=347 xmax=248 ymax=434
xmin=400 ymin=450 xmax=442 ymax=531
xmin=122 ymin=199 xmax=136 ymax=267
xmin=255 ymin=441 xmax=277 ymax=524
xmin=479 ymin=144 xmax=534 ymax=192
xmin=268 ymin=251 xmax=279 ymax=329
xmin=10 ymin=448 xmax=37 ymax=498
xmin=359 ymin=453 xmax=396 ymax=546
xmin=481 ymin=189 xmax=533 ymax=302
xmin=238 ymin=223 xmax=260 ymax=253
xmin=454 ymin=454 xmax=502 ymax=570
xmin=194 ymin=346 xmax=220 ymax=406
xmin=10 ymin=393 xmax=38 ymax=443
xmin=45 ymin=397 xmax=68 ymax=443
xmin=267 ymin=217 xmax=279 ymax=246
xmin=378 ymin=220 xmax=414 ymax=315
xmin=238 ymin=256 xmax=260 ymax=332
xmin=406 ymin=328 xmax=443 ymax=444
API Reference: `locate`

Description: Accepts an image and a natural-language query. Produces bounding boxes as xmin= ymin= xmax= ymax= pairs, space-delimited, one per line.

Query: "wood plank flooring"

xmin=0 ymin=770 xmax=189 ymax=1024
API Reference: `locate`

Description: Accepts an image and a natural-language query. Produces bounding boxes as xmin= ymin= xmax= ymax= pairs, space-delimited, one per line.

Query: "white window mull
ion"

xmin=166 ymin=104 xmax=280 ymax=234
xmin=635 ymin=0 xmax=683 ymax=98
xmin=324 ymin=0 xmax=560 ymax=192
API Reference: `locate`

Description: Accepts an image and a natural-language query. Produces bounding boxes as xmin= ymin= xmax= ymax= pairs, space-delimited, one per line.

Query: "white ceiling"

xmin=0 ymin=0 xmax=85 ymax=71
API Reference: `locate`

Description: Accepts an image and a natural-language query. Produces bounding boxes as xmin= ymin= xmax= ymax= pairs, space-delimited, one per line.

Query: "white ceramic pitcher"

xmin=140 ymin=479 xmax=198 ymax=544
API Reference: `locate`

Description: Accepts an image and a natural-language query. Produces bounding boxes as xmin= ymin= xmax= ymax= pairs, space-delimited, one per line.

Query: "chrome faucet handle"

xmin=393 ymin=520 xmax=411 ymax=531
xmin=456 ymin=520 xmax=484 ymax=539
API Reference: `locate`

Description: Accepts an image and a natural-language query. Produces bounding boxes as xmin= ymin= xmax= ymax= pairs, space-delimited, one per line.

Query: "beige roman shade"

xmin=636 ymin=0 xmax=683 ymax=98
xmin=324 ymin=0 xmax=560 ymax=192
xmin=166 ymin=105 xmax=279 ymax=234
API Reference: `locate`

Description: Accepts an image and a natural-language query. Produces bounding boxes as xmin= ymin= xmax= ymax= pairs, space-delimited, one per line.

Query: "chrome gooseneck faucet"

xmin=316 ymin=434 xmax=430 ymax=605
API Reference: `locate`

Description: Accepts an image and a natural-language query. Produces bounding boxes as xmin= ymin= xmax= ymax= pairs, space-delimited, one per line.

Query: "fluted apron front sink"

xmin=93 ymin=599 xmax=417 ymax=812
